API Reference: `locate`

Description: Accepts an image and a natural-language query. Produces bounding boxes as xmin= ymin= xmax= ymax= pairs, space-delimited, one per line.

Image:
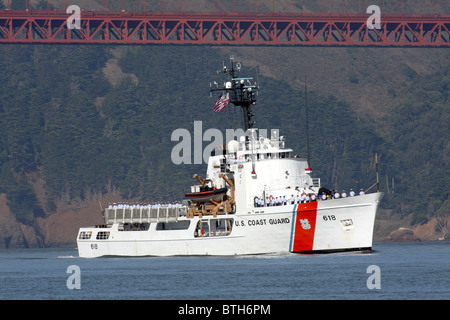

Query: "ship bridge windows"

xmin=242 ymin=152 xmax=291 ymax=161
xmin=194 ymin=218 xmax=233 ymax=237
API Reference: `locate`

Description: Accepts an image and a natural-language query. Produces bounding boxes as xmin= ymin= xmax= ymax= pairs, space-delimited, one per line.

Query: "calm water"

xmin=0 ymin=242 xmax=448 ymax=300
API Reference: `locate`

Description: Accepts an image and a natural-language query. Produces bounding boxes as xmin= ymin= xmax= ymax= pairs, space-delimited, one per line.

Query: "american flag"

xmin=213 ymin=93 xmax=230 ymax=112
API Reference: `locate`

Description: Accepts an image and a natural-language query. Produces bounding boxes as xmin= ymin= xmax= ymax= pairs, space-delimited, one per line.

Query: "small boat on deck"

xmin=185 ymin=186 xmax=228 ymax=202
xmin=185 ymin=174 xmax=227 ymax=202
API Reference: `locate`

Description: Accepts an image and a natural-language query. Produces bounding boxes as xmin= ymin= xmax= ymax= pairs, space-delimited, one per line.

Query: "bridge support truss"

xmin=0 ymin=10 xmax=449 ymax=46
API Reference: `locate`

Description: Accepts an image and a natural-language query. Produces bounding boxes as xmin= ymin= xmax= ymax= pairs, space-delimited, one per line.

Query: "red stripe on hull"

xmin=292 ymin=202 xmax=318 ymax=252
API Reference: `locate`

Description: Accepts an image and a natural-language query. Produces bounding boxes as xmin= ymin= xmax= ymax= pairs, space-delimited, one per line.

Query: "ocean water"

xmin=0 ymin=242 xmax=448 ymax=300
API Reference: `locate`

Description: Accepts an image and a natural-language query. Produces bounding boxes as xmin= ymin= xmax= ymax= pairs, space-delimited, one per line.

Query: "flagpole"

xmin=305 ymin=75 xmax=311 ymax=168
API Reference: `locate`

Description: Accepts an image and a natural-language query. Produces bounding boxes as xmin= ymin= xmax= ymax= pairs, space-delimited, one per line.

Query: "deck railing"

xmin=104 ymin=206 xmax=188 ymax=224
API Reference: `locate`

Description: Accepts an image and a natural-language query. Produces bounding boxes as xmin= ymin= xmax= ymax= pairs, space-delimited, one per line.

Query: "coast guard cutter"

xmin=77 ymin=59 xmax=383 ymax=257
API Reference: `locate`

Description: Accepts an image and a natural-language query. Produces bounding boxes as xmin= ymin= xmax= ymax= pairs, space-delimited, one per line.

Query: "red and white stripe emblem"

xmin=290 ymin=202 xmax=318 ymax=252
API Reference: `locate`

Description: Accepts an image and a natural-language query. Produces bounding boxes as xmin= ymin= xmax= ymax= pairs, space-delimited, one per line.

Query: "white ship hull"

xmin=77 ymin=193 xmax=382 ymax=258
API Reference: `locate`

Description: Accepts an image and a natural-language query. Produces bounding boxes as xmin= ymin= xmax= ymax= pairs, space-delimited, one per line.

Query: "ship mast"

xmin=211 ymin=58 xmax=258 ymax=131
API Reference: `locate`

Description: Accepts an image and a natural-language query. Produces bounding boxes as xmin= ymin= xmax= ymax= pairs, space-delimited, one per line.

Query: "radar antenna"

xmin=211 ymin=57 xmax=258 ymax=131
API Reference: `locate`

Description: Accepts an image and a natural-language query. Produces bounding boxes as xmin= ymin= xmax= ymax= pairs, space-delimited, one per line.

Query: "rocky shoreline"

xmin=384 ymin=228 xmax=421 ymax=242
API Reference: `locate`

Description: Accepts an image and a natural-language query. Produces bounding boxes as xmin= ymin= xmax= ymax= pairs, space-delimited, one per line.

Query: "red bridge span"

xmin=0 ymin=9 xmax=448 ymax=46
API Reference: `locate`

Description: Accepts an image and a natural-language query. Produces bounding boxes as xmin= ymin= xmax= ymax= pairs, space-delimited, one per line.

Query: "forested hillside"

xmin=0 ymin=0 xmax=448 ymax=247
xmin=385 ymin=64 xmax=450 ymax=225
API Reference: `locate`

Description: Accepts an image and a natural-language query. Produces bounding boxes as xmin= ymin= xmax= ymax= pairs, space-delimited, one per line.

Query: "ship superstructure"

xmin=77 ymin=59 xmax=383 ymax=258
